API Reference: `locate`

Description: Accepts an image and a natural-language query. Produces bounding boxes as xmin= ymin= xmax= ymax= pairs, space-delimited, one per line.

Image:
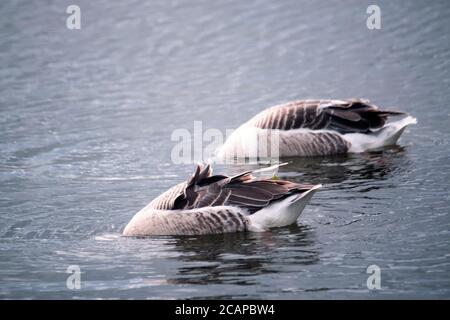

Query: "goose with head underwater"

xmin=123 ymin=163 xmax=321 ymax=236
xmin=216 ymin=98 xmax=417 ymax=159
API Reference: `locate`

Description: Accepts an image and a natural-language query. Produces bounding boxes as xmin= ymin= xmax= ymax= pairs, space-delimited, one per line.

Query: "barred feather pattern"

xmin=146 ymin=182 xmax=188 ymax=210
xmin=278 ymin=130 xmax=351 ymax=156
xmin=123 ymin=206 xmax=249 ymax=236
xmin=244 ymin=99 xmax=404 ymax=134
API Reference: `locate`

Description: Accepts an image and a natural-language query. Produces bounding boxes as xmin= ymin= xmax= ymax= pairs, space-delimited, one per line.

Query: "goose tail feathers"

xmin=375 ymin=115 xmax=417 ymax=146
xmin=248 ymin=184 xmax=321 ymax=231
xmin=346 ymin=115 xmax=417 ymax=153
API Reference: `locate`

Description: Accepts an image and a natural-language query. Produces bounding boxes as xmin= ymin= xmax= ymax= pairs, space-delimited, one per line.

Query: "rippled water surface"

xmin=1 ymin=0 xmax=450 ymax=299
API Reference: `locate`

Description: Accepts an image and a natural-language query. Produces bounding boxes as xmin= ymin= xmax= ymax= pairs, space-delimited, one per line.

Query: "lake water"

xmin=1 ymin=0 xmax=449 ymax=299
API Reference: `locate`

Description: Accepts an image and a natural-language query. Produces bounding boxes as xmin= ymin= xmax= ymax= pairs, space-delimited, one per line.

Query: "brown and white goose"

xmin=123 ymin=163 xmax=321 ymax=236
xmin=216 ymin=99 xmax=417 ymax=159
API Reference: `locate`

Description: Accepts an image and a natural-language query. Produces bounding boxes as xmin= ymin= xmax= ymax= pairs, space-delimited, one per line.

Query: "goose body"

xmin=216 ymin=99 xmax=417 ymax=159
xmin=123 ymin=164 xmax=321 ymax=236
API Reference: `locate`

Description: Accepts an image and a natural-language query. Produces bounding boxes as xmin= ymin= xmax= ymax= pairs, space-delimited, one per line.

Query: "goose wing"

xmin=246 ymin=99 xmax=405 ymax=134
xmin=146 ymin=163 xmax=214 ymax=210
xmin=169 ymin=164 xmax=315 ymax=214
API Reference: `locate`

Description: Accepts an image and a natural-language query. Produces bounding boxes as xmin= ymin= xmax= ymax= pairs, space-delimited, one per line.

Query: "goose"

xmin=216 ymin=99 xmax=417 ymax=159
xmin=123 ymin=163 xmax=321 ymax=236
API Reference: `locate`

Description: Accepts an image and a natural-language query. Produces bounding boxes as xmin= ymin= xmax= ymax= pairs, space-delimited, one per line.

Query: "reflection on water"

xmin=166 ymin=225 xmax=318 ymax=286
xmin=220 ymin=146 xmax=410 ymax=190
xmin=279 ymin=146 xmax=409 ymax=185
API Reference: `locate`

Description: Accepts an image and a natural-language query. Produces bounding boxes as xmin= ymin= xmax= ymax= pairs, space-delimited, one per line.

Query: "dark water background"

xmin=1 ymin=0 xmax=449 ymax=298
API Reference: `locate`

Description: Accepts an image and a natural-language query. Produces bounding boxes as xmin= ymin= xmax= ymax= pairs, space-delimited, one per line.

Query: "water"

xmin=1 ymin=0 xmax=450 ymax=299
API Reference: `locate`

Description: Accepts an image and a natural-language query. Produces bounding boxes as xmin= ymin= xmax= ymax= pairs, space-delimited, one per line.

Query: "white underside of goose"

xmin=345 ymin=115 xmax=417 ymax=152
xmin=247 ymin=184 xmax=321 ymax=230
xmin=215 ymin=99 xmax=417 ymax=159
xmin=123 ymin=164 xmax=321 ymax=236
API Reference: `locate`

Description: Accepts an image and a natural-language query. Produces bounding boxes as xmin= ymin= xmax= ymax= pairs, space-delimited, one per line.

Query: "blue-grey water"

xmin=1 ymin=0 xmax=450 ymax=299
